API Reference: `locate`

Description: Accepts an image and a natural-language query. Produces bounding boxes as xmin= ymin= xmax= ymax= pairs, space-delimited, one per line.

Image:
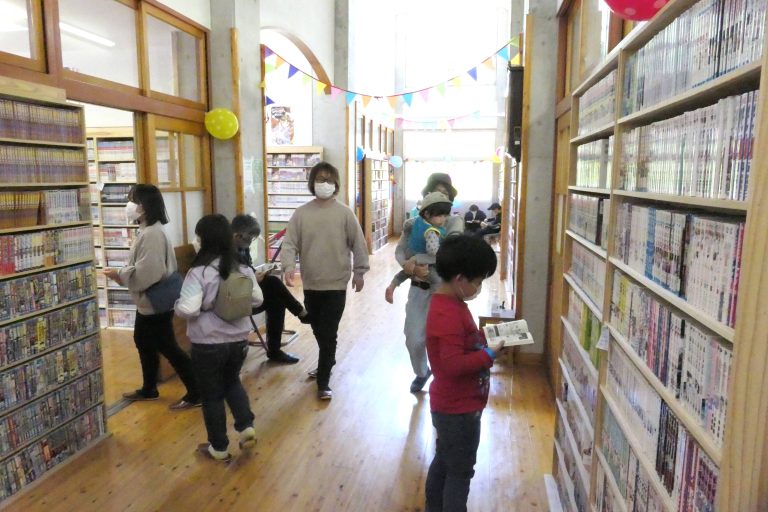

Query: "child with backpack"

xmin=175 ymin=214 xmax=263 ymax=462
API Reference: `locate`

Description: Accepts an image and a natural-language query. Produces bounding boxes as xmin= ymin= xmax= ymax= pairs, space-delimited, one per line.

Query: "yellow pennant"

xmin=315 ymin=81 xmax=328 ymax=94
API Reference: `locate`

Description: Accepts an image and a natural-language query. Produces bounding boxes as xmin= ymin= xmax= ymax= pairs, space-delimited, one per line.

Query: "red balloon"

xmin=603 ymin=0 xmax=667 ymax=21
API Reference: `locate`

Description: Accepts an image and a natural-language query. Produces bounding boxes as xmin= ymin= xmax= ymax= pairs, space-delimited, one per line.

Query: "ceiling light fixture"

xmin=59 ymin=22 xmax=115 ymax=48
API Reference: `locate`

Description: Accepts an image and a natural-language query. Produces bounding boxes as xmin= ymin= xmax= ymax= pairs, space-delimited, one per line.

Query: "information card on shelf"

xmin=483 ymin=319 xmax=534 ymax=347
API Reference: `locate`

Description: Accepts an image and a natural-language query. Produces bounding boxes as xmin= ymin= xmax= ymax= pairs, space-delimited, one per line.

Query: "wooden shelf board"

xmin=570 ymin=122 xmax=615 ymax=145
xmin=556 ymin=399 xmax=592 ymax=494
xmin=558 ymin=358 xmax=595 ymax=438
xmin=601 ymin=387 xmax=677 ymax=512
xmin=568 ymin=186 xmax=611 ymax=195
xmin=96 ymin=158 xmax=135 ymax=163
xmin=0 ymin=137 xmax=85 ymax=148
xmin=563 ymin=273 xmax=603 ymax=319
xmin=266 ymin=145 xmax=323 ymax=154
xmin=560 ymin=316 xmax=599 ymax=382
xmin=553 ymin=440 xmax=580 ymax=512
xmin=595 ymin=447 xmax=629 ymax=512
xmin=607 ymin=324 xmax=723 ymax=465
xmin=573 ymin=46 xmax=621 ymax=97
xmin=0 ymin=257 xmax=94 ymax=282
xmin=611 ymin=189 xmax=748 ymax=212
xmin=0 ymin=221 xmax=91 ymax=235
xmin=0 ymin=182 xmax=89 ymax=188
xmin=609 ymin=257 xmax=735 ymax=342
xmin=566 ymin=230 xmax=607 ymax=260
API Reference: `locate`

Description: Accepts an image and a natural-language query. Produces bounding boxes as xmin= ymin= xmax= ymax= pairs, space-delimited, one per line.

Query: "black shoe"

xmin=410 ymin=370 xmax=432 ymax=393
xmin=123 ymin=389 xmax=159 ymax=401
xmin=298 ymin=310 xmax=311 ymax=324
xmin=267 ymin=350 xmax=300 ymax=364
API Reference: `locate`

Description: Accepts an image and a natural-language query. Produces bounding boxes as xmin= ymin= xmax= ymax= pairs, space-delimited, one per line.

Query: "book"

xmin=482 ymin=319 xmax=534 ymax=347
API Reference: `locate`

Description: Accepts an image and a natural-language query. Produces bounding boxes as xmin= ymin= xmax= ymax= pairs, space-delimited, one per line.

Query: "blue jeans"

xmin=191 ymin=341 xmax=254 ymax=451
xmin=425 ymin=411 xmax=482 ymax=512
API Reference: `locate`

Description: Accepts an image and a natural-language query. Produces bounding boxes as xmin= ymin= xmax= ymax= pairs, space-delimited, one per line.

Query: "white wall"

xmin=155 ymin=0 xmax=211 ymax=28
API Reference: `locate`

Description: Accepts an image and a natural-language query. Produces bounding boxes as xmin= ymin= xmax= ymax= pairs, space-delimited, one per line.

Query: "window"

xmin=146 ymin=13 xmax=203 ymax=103
xmin=59 ymin=0 xmax=140 ymax=88
xmin=0 ymin=0 xmax=43 ymax=67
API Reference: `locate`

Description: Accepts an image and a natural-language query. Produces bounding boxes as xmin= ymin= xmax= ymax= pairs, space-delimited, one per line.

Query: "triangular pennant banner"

xmin=265 ymin=96 xmax=275 ymax=106
xmin=396 ymin=118 xmax=404 ymax=129
xmin=450 ymin=77 xmax=462 ymax=88
xmin=467 ymin=67 xmax=478 ymax=81
xmin=362 ymin=95 xmax=372 ymax=107
xmin=264 ymin=47 xmax=274 ymax=58
xmin=403 ymin=93 xmax=414 ymax=106
xmin=265 ymin=62 xmax=276 ymax=74
xmin=498 ymin=46 xmax=510 ymax=61
xmin=275 ymin=56 xmax=286 ymax=68
xmin=346 ymin=92 xmax=357 ymax=105
xmin=438 ymin=120 xmax=448 ymax=130
xmin=288 ymin=65 xmax=299 ymax=78
xmin=511 ymin=54 xmax=521 ymax=66
xmin=482 ymin=57 xmax=495 ymax=70
xmin=315 ymin=81 xmax=328 ymax=94
xmin=330 ymin=86 xmax=342 ymax=98
xmin=436 ymin=83 xmax=446 ymax=96
xmin=447 ymin=119 xmax=455 ymax=129
xmin=259 ymin=80 xmax=266 ymax=89
xmin=419 ymin=89 xmax=430 ymax=102
xmin=302 ymin=74 xmax=311 ymax=85
xmin=509 ymin=36 xmax=520 ymax=48
xmin=387 ymin=96 xmax=398 ymax=109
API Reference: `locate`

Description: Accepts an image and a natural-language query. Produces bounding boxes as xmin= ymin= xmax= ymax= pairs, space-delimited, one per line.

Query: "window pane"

xmin=59 ymin=0 xmax=139 ymax=87
xmin=181 ymin=134 xmax=202 ymax=187
xmin=162 ymin=191 xmax=184 ymax=246
xmin=185 ymin=191 xmax=204 ymax=242
xmin=0 ymin=0 xmax=33 ymax=59
xmin=147 ymin=15 xmax=200 ymax=101
xmin=156 ymin=131 xmax=180 ymax=188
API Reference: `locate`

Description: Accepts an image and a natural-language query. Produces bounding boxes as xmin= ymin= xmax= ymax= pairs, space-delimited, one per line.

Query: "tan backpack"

xmin=214 ymin=270 xmax=254 ymax=322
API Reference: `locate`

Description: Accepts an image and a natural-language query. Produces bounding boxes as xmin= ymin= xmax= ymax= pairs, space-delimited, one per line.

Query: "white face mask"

xmin=458 ymin=279 xmax=482 ymax=302
xmin=125 ymin=201 xmax=142 ymax=223
xmin=192 ymin=236 xmax=201 ymax=254
xmin=314 ymin=182 xmax=336 ymax=199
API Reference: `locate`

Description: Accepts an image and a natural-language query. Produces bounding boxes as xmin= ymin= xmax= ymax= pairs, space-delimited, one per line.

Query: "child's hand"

xmin=492 ymin=338 xmax=506 ymax=354
xmin=384 ymin=285 xmax=395 ymax=304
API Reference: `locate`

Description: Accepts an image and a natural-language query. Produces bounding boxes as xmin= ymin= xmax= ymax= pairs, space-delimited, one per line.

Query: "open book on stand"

xmin=482 ymin=319 xmax=534 ymax=347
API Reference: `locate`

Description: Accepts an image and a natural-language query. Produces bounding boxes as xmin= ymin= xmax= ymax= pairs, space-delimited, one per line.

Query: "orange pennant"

xmin=482 ymin=57 xmax=495 ymax=70
xmin=362 ymin=95 xmax=372 ymax=107
xmin=276 ymin=56 xmax=286 ymax=68
xmin=387 ymin=96 xmax=398 ymax=109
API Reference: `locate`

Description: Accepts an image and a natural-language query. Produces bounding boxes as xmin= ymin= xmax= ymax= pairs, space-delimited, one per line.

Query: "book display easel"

xmin=87 ymin=129 xmax=138 ymax=329
xmin=363 ymin=153 xmax=391 ymax=253
xmin=551 ymin=1 xmax=767 ymax=510
xmin=264 ymin=146 xmax=322 ymax=261
xmin=0 ymin=85 xmax=107 ymax=503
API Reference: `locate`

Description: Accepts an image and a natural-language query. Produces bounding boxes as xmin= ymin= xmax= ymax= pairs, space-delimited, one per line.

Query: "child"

xmin=175 ymin=214 xmax=263 ymax=462
xmin=384 ymin=191 xmax=452 ymax=304
xmin=424 ymin=234 xmax=503 ymax=511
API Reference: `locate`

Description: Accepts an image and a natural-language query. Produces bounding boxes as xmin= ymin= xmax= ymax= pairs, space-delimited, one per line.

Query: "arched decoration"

xmin=260 ymin=27 xmax=331 ymax=91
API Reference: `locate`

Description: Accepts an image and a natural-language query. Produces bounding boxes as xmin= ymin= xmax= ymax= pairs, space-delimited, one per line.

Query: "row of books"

xmin=619 ymin=90 xmax=758 ymax=201
xmin=601 ymin=406 xmax=667 ymax=512
xmin=108 ymin=309 xmax=135 ymax=328
xmin=562 ymin=321 xmax=598 ymax=419
xmin=0 ymin=300 xmax=98 ymax=369
xmin=0 ymin=226 xmax=93 ymax=275
xmin=0 ymin=264 xmax=96 ymax=323
xmin=99 ymin=249 xmax=130 ymax=268
xmin=98 ymin=162 xmax=136 ymax=182
xmin=566 ymin=288 xmax=602 ymax=370
xmin=622 ymin=0 xmax=766 ymax=115
xmin=554 ymin=441 xmax=580 ymax=512
xmin=611 ymin=270 xmax=732 ymax=446
xmin=98 ymin=206 xmax=134 ymax=226
xmin=594 ymin=458 xmax=622 ymax=512
xmin=0 ymin=101 xmax=82 ymax=144
xmin=0 ymin=405 xmax=104 ymax=500
xmin=267 ymin=153 xmax=321 ymax=167
xmin=0 ymin=145 xmax=87 ymax=184
xmin=556 ymin=414 xmax=590 ymax=512
xmin=569 ymin=194 xmax=609 ymax=249
xmin=267 ymin=181 xmax=312 ymax=194
xmin=614 ymin=203 xmax=744 ymax=327
xmin=559 ymin=386 xmax=593 ymax=479
xmin=575 ymin=137 xmax=613 ymax=189
xmin=99 ymin=183 xmax=131 ymax=204
xmin=0 ymin=372 xmax=103 ymax=460
xmin=102 ymin=228 xmax=135 ymax=248
xmin=267 ymin=195 xmax=312 ymax=209
xmin=93 ymin=140 xmax=134 ymax=161
xmin=569 ymin=243 xmax=606 ymax=309
xmin=578 ymin=70 xmax=616 ymax=136
xmin=0 ymin=335 xmax=101 ymax=414
xmin=268 ymin=168 xmax=309 ymax=182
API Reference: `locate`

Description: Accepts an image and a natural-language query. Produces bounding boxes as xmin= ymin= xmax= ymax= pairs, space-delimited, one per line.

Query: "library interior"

xmin=0 ymin=0 xmax=767 ymax=510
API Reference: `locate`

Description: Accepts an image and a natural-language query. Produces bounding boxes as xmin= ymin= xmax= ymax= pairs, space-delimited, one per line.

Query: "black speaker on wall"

xmin=507 ymin=64 xmax=524 ymax=163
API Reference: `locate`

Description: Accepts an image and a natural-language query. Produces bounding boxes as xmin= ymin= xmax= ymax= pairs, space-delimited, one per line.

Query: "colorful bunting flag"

xmin=436 ymin=83 xmax=446 ymax=96
xmin=362 ymin=95 xmax=372 ymax=107
xmin=288 ymin=65 xmax=299 ymax=78
xmin=302 ymin=74 xmax=311 ymax=85
xmin=450 ymin=77 xmax=462 ymax=88
xmin=265 ymin=96 xmax=275 ymax=106
xmin=403 ymin=93 xmax=414 ymax=106
xmin=264 ymin=47 xmax=274 ymax=58
xmin=315 ymin=81 xmax=328 ymax=94
xmin=467 ymin=67 xmax=478 ymax=81
xmin=275 ymin=56 xmax=286 ymax=68
xmin=482 ymin=57 xmax=495 ymax=70
xmin=447 ymin=119 xmax=455 ymax=129
xmin=419 ymin=89 xmax=430 ymax=102
xmin=498 ymin=46 xmax=510 ymax=61
xmin=330 ymin=86 xmax=342 ymax=98
xmin=387 ymin=96 xmax=398 ymax=109
xmin=265 ymin=62 xmax=276 ymax=74
xmin=346 ymin=92 xmax=357 ymax=105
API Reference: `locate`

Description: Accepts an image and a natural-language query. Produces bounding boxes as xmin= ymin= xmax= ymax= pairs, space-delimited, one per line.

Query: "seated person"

xmin=385 ymin=192 xmax=452 ymax=304
xmin=463 ymin=204 xmax=486 ymax=233
xmin=231 ymin=214 xmax=309 ymax=364
xmin=476 ymin=202 xmax=502 ymax=238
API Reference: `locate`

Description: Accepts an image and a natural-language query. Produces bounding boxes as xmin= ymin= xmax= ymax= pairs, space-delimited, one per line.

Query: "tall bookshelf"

xmin=551 ymin=1 xmax=768 ymax=510
xmin=363 ymin=153 xmax=391 ymax=253
xmin=87 ymin=129 xmax=138 ymax=329
xmin=0 ymin=86 xmax=107 ymax=503
xmin=264 ymin=146 xmax=322 ymax=261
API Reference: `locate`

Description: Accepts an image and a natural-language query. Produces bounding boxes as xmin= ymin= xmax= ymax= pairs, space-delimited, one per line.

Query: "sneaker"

xmin=122 ymin=390 xmax=159 ymax=401
xmin=238 ymin=427 xmax=257 ymax=450
xmin=267 ymin=350 xmax=300 ymax=364
xmin=317 ymin=388 xmax=333 ymax=400
xmin=169 ymin=398 xmax=202 ymax=410
xmin=409 ymin=370 xmax=432 ymax=393
xmin=196 ymin=443 xmax=232 ymax=462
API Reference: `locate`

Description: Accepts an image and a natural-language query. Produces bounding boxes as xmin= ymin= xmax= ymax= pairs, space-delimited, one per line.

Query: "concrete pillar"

xmin=208 ymin=0 xmax=264 ymax=223
xmin=519 ymin=0 xmax=557 ymax=356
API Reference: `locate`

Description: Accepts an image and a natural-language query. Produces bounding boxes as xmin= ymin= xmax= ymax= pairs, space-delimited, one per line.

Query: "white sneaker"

xmin=238 ymin=427 xmax=257 ymax=450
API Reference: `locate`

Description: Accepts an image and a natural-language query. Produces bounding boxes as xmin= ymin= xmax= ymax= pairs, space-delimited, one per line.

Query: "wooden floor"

xmin=7 ymin=242 xmax=555 ymax=512
xmin=101 ymin=328 xmax=142 ymax=409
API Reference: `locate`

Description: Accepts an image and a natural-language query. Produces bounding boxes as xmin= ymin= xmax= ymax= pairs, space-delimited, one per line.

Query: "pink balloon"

xmin=604 ymin=0 xmax=667 ymax=21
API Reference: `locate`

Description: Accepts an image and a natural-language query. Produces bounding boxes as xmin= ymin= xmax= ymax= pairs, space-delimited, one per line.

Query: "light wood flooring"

xmin=7 ymin=242 xmax=555 ymax=512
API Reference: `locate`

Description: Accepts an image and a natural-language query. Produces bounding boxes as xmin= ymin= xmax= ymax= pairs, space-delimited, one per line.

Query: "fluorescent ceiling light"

xmin=59 ymin=22 xmax=115 ymax=48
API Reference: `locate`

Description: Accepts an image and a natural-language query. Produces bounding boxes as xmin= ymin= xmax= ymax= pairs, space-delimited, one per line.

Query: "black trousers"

xmin=303 ymin=290 xmax=347 ymax=390
xmin=133 ymin=310 xmax=199 ymax=401
xmin=425 ymin=411 xmax=482 ymax=512
xmin=253 ymin=275 xmax=304 ymax=355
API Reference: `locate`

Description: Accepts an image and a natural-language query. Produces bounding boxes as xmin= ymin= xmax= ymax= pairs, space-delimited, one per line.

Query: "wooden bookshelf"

xmin=550 ymin=1 xmax=768 ymax=509
xmin=0 ymin=84 xmax=106 ymax=504
xmin=363 ymin=152 xmax=391 ymax=254
xmin=595 ymin=448 xmax=628 ymax=512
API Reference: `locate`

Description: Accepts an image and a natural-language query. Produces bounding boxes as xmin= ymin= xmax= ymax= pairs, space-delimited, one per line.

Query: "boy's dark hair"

xmin=191 ymin=214 xmax=237 ymax=279
xmin=130 ymin=184 xmax=169 ymax=225
xmin=435 ymin=234 xmax=497 ymax=281
xmin=420 ymin=202 xmax=452 ymax=219
xmin=308 ymin=162 xmax=340 ymax=195
xmin=231 ymin=214 xmax=261 ymax=237
xmin=469 ymin=204 xmax=479 ymax=212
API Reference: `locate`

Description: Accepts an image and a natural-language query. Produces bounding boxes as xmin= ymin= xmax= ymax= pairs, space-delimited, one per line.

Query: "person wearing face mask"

xmin=104 ymin=184 xmax=200 ymax=410
xmin=280 ymin=162 xmax=369 ymax=400
xmin=423 ymin=234 xmax=503 ymax=512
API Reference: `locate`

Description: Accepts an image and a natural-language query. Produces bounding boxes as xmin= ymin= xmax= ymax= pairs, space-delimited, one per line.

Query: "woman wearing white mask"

xmin=104 ymin=184 xmax=200 ymax=409
xmin=280 ymin=162 xmax=369 ymax=400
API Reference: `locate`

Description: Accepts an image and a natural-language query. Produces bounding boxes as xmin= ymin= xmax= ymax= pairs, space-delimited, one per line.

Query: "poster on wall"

xmin=269 ymin=106 xmax=295 ymax=145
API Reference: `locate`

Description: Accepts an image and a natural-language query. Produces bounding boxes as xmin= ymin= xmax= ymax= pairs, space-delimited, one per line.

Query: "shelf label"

xmin=596 ymin=325 xmax=609 ymax=351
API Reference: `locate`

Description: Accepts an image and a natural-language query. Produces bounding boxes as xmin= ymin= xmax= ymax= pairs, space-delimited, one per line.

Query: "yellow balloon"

xmin=205 ymin=108 xmax=240 ymax=139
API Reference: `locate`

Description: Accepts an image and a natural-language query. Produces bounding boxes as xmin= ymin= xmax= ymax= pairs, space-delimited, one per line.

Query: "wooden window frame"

xmin=0 ymin=0 xmax=46 ymax=72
